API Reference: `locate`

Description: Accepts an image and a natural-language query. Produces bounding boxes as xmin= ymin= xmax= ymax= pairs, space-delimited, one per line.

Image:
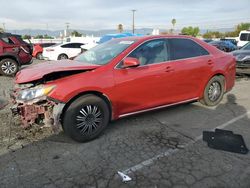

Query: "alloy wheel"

xmin=208 ymin=81 xmax=221 ymax=102
xmin=1 ymin=61 xmax=17 ymax=75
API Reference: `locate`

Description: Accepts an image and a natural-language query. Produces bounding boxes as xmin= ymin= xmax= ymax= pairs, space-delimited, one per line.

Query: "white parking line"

xmin=121 ymin=111 xmax=250 ymax=175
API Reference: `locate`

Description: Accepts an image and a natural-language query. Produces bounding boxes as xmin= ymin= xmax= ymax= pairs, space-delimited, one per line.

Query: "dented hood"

xmin=16 ymin=60 xmax=100 ymax=84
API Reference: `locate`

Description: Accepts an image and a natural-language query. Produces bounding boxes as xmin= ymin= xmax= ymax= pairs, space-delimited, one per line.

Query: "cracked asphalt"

xmin=0 ymin=60 xmax=250 ymax=188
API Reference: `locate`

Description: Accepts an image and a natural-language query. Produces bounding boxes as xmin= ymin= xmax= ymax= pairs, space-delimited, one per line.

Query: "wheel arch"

xmin=60 ymin=91 xmax=113 ymax=122
xmin=199 ymin=72 xmax=226 ymax=98
xmin=0 ymin=54 xmax=19 ymax=65
xmin=57 ymin=53 xmax=68 ymax=60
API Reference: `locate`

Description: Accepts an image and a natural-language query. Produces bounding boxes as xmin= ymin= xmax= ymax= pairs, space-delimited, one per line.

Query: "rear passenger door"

xmin=159 ymin=38 xmax=212 ymax=103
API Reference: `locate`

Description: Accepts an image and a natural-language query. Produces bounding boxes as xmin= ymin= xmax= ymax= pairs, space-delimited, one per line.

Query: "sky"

xmin=0 ymin=0 xmax=249 ymax=31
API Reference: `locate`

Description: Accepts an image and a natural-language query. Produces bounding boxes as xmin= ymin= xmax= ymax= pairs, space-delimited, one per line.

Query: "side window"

xmin=128 ymin=39 xmax=168 ymax=65
xmin=61 ymin=43 xmax=74 ymax=48
xmin=240 ymin=33 xmax=250 ymax=41
xmin=75 ymin=43 xmax=84 ymax=48
xmin=1 ymin=37 xmax=15 ymax=44
xmin=168 ymin=38 xmax=209 ymax=60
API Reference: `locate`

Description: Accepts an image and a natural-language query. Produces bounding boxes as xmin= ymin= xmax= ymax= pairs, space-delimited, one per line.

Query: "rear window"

xmin=240 ymin=33 xmax=250 ymax=41
xmin=168 ymin=38 xmax=209 ymax=60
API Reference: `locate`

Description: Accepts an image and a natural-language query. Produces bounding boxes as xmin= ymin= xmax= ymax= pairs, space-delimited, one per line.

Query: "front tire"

xmin=0 ymin=58 xmax=19 ymax=76
xmin=200 ymin=76 xmax=225 ymax=106
xmin=62 ymin=94 xmax=110 ymax=142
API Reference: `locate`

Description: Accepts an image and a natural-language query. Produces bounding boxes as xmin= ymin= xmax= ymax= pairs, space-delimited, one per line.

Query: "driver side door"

xmin=113 ymin=39 xmax=169 ymax=116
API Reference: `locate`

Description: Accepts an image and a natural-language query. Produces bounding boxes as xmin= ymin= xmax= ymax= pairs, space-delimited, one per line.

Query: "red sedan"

xmin=12 ymin=35 xmax=236 ymax=142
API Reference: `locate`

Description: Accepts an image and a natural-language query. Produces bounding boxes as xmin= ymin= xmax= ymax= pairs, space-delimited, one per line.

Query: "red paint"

xmin=16 ymin=35 xmax=236 ymax=120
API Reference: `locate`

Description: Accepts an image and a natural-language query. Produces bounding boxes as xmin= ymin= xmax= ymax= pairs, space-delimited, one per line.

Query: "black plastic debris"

xmin=203 ymin=129 xmax=249 ymax=154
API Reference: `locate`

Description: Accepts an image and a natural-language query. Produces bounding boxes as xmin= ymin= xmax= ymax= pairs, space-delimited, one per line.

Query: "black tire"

xmin=62 ymin=94 xmax=110 ymax=142
xmin=200 ymin=76 xmax=225 ymax=106
xmin=36 ymin=52 xmax=43 ymax=60
xmin=0 ymin=58 xmax=19 ymax=76
xmin=58 ymin=54 xmax=68 ymax=60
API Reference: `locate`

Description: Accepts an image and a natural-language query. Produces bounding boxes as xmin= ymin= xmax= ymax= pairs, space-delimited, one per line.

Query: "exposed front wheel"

xmin=0 ymin=58 xmax=19 ymax=76
xmin=62 ymin=94 xmax=110 ymax=142
xmin=200 ymin=76 xmax=225 ymax=106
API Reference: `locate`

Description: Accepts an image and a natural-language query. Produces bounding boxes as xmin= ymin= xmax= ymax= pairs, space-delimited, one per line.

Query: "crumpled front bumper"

xmin=10 ymin=87 xmax=65 ymax=132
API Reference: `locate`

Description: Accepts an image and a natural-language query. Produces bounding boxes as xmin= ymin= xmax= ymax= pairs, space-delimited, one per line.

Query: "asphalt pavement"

xmin=0 ymin=74 xmax=250 ymax=188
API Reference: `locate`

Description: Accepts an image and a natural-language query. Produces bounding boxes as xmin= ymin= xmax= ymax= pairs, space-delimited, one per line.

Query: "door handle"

xmin=207 ymin=60 xmax=213 ymax=65
xmin=165 ymin=66 xmax=174 ymax=72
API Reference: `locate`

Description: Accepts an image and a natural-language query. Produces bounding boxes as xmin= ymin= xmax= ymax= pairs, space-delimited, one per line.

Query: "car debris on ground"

xmin=117 ymin=171 xmax=132 ymax=182
xmin=203 ymin=129 xmax=249 ymax=154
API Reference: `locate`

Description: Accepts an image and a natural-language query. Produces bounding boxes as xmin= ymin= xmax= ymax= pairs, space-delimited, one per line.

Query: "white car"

xmin=238 ymin=30 xmax=250 ymax=48
xmin=43 ymin=42 xmax=85 ymax=60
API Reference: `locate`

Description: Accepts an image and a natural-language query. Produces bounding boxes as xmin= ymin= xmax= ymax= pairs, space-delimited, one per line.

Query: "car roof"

xmin=0 ymin=32 xmax=22 ymax=38
xmin=118 ymin=35 xmax=199 ymax=42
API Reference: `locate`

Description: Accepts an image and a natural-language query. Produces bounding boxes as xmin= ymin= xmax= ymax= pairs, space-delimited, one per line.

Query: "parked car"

xmin=42 ymin=42 xmax=85 ymax=60
xmin=99 ymin=33 xmax=143 ymax=44
xmin=203 ymin=39 xmax=213 ymax=43
xmin=237 ymin=30 xmax=250 ymax=48
xmin=220 ymin=38 xmax=238 ymax=46
xmin=231 ymin=42 xmax=250 ymax=74
xmin=12 ymin=35 xmax=235 ymax=142
xmin=32 ymin=43 xmax=56 ymax=59
xmin=209 ymin=40 xmax=237 ymax=52
xmin=0 ymin=32 xmax=33 ymax=76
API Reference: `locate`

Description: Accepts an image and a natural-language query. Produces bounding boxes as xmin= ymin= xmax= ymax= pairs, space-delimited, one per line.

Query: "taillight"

xmin=46 ymin=48 xmax=54 ymax=52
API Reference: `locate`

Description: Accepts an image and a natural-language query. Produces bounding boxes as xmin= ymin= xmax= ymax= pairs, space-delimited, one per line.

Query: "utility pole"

xmin=46 ymin=23 xmax=48 ymax=35
xmin=65 ymin=22 xmax=70 ymax=37
xmin=131 ymin=10 xmax=136 ymax=34
xmin=2 ymin=23 xmax=6 ymax=32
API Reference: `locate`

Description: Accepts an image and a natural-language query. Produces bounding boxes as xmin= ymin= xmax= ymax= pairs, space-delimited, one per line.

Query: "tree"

xmin=22 ymin=35 xmax=31 ymax=39
xmin=71 ymin=30 xmax=82 ymax=37
xmin=0 ymin=27 xmax=4 ymax=33
xmin=235 ymin=23 xmax=250 ymax=36
xmin=34 ymin=35 xmax=44 ymax=39
xmin=203 ymin=31 xmax=224 ymax=39
xmin=181 ymin=26 xmax=200 ymax=37
xmin=117 ymin=24 xmax=123 ymax=33
xmin=43 ymin=34 xmax=53 ymax=39
xmin=171 ymin=18 xmax=176 ymax=28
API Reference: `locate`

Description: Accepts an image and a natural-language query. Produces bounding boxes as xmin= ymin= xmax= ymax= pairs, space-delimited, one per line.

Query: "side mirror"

xmin=122 ymin=57 xmax=140 ymax=68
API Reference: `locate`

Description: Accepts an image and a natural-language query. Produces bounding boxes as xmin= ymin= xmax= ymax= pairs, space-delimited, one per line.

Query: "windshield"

xmin=75 ymin=39 xmax=136 ymax=65
xmin=241 ymin=42 xmax=250 ymax=50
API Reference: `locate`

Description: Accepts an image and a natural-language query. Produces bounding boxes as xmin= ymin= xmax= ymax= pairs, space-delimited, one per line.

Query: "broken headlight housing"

xmin=17 ymin=85 xmax=56 ymax=102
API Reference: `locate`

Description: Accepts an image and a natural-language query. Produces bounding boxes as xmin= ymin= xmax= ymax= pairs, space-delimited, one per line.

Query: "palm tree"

xmin=171 ymin=18 xmax=176 ymax=32
xmin=117 ymin=24 xmax=123 ymax=33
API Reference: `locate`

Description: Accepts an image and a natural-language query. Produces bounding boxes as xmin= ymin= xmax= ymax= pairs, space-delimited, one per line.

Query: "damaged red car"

xmin=11 ymin=35 xmax=236 ymax=142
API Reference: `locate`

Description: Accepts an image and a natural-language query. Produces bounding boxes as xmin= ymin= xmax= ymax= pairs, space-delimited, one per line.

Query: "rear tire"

xmin=58 ymin=54 xmax=68 ymax=60
xmin=200 ymin=76 xmax=225 ymax=106
xmin=62 ymin=94 xmax=110 ymax=142
xmin=0 ymin=58 xmax=19 ymax=76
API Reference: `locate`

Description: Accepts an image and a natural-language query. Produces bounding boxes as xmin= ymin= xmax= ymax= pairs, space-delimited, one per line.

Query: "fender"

xmin=0 ymin=53 xmax=21 ymax=66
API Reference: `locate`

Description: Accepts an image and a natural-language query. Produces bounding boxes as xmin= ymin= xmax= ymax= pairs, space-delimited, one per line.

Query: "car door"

xmin=157 ymin=38 xmax=213 ymax=104
xmin=113 ymin=39 xmax=170 ymax=115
